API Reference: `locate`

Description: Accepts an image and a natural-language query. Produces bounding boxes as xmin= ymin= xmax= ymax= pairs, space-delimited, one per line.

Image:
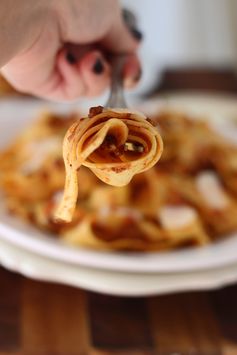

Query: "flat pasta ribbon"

xmin=55 ymin=106 xmax=163 ymax=222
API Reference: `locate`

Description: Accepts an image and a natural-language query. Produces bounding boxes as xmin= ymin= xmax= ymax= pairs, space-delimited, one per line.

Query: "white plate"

xmin=0 ymin=94 xmax=237 ymax=274
xmin=1 ymin=236 xmax=237 ymax=296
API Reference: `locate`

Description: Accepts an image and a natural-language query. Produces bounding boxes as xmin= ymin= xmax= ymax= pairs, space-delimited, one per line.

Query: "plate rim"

xmin=1 ymin=236 xmax=237 ymax=296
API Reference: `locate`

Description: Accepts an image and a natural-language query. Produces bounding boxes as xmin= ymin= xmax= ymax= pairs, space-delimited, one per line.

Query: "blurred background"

xmin=122 ymin=0 xmax=237 ymax=94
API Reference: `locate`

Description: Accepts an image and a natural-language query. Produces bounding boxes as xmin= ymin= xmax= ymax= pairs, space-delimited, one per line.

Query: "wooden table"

xmin=1 ymin=266 xmax=237 ymax=354
xmin=1 ymin=69 xmax=237 ymax=355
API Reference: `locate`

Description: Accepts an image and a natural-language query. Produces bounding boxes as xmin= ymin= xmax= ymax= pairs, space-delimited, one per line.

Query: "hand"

xmin=1 ymin=0 xmax=141 ymax=101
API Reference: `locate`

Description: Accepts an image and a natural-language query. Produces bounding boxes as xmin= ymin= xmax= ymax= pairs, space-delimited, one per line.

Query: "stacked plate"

xmin=0 ymin=94 xmax=237 ymax=296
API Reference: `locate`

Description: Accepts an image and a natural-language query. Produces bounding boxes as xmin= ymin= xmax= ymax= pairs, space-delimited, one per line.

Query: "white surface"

xmin=0 ymin=95 xmax=237 ymax=276
xmin=1 ymin=237 xmax=237 ymax=296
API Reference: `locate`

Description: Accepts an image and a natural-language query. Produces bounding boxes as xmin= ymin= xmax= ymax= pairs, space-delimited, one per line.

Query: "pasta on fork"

xmin=55 ymin=106 xmax=163 ymax=222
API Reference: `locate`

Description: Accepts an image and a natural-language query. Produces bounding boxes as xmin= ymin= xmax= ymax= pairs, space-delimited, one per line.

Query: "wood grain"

xmin=21 ymin=278 xmax=90 ymax=354
xmin=0 ymin=268 xmax=21 ymax=352
xmin=148 ymin=292 xmax=222 ymax=355
xmin=88 ymin=293 xmax=153 ymax=350
xmin=211 ymin=285 xmax=237 ymax=344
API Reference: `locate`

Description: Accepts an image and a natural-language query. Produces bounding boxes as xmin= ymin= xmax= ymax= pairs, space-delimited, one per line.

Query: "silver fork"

xmin=104 ymin=11 xmax=144 ymax=154
xmin=105 ymin=9 xmax=137 ymax=109
xmin=105 ymin=55 xmax=127 ymax=108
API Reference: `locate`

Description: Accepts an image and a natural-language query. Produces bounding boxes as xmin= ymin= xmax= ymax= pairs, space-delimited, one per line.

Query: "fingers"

xmin=123 ymin=54 xmax=142 ymax=89
xmin=2 ymin=46 xmax=141 ymax=102
xmin=53 ymin=2 xmax=143 ymax=99
xmin=101 ymin=14 xmax=142 ymax=54
xmin=58 ymin=0 xmax=120 ymax=43
xmin=58 ymin=0 xmax=142 ymax=54
xmin=97 ymin=7 xmax=142 ymax=89
xmin=78 ymin=51 xmax=110 ymax=97
xmin=55 ymin=49 xmax=87 ymax=99
xmin=46 ymin=49 xmax=110 ymax=101
xmin=43 ymin=48 xmax=140 ymax=101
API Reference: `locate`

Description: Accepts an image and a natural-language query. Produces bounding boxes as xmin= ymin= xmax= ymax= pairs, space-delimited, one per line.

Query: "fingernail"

xmin=130 ymin=28 xmax=143 ymax=41
xmin=66 ymin=52 xmax=76 ymax=64
xmin=92 ymin=58 xmax=104 ymax=74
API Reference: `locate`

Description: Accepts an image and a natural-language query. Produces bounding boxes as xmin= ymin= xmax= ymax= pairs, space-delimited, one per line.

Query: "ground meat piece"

xmin=88 ymin=106 xmax=104 ymax=118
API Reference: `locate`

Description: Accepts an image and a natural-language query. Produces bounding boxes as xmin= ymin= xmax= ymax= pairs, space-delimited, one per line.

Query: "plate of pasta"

xmin=0 ymin=94 xmax=237 ymax=275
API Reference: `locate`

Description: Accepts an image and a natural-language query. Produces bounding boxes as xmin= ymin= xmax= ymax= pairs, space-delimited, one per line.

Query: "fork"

xmin=105 ymin=9 xmax=138 ymax=109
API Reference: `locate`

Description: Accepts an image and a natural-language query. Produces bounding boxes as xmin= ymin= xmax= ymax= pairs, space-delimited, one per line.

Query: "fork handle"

xmin=105 ymin=9 xmax=138 ymax=109
xmin=105 ymin=54 xmax=127 ymax=108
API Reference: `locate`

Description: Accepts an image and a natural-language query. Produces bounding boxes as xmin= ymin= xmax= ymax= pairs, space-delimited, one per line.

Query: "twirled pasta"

xmin=55 ymin=106 xmax=163 ymax=222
